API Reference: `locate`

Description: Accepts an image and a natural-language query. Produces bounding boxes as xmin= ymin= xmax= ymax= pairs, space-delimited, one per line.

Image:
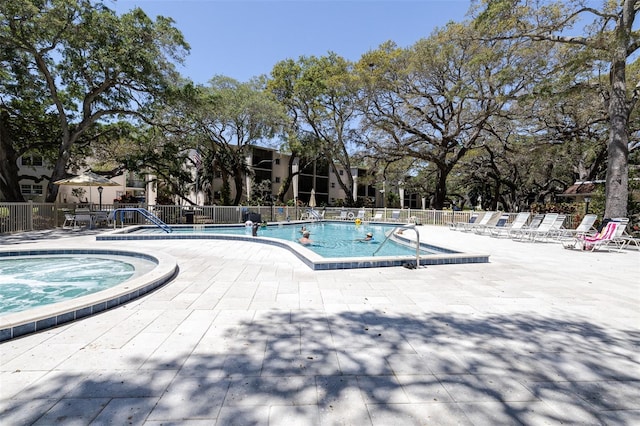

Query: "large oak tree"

xmin=0 ymin=0 xmax=188 ymax=201
xmin=473 ymin=0 xmax=639 ymax=218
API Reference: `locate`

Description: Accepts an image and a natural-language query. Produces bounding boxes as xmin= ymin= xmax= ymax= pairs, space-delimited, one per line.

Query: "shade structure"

xmin=54 ymin=171 xmax=120 ymax=203
xmin=54 ymin=171 xmax=120 ymax=187
xmin=309 ymin=188 xmax=316 ymax=208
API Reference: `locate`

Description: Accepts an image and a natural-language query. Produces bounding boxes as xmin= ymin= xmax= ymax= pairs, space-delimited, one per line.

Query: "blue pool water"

xmin=140 ymin=222 xmax=430 ymax=258
xmin=0 ymin=256 xmax=143 ymax=315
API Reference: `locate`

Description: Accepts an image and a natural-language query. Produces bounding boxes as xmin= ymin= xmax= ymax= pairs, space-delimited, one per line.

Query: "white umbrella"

xmin=54 ymin=171 xmax=119 ymax=187
xmin=309 ymin=188 xmax=316 ymax=208
xmin=54 ymin=171 xmax=120 ymax=204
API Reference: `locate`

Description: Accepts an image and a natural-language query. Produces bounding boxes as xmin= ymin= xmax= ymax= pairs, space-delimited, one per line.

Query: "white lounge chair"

xmin=334 ymin=210 xmax=349 ymax=220
xmin=608 ymin=217 xmax=630 ymax=250
xmin=510 ymin=214 xmax=544 ymax=239
xmin=532 ymin=214 xmax=566 ymax=242
xmin=449 ymin=212 xmax=480 ymax=231
xmin=489 ymin=212 xmax=531 ymax=238
xmin=461 ymin=211 xmax=499 ymax=232
xmin=559 ymin=214 xmax=598 ymax=240
xmin=474 ymin=213 xmax=509 ymax=235
xmin=391 ymin=210 xmax=401 ymax=222
xmin=512 ymin=213 xmax=558 ymax=241
xmin=372 ymin=212 xmax=383 ymax=221
xmin=73 ymin=208 xmax=95 ymax=229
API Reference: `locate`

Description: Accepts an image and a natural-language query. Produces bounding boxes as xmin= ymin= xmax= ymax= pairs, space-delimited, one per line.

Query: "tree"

xmin=473 ymin=0 xmax=639 ymax=218
xmin=0 ymin=0 xmax=188 ymax=201
xmin=453 ymin=72 xmax=610 ymax=212
xmin=268 ymin=53 xmax=360 ymax=205
xmin=356 ymin=22 xmax=537 ymax=209
xmin=190 ymin=76 xmax=285 ymax=206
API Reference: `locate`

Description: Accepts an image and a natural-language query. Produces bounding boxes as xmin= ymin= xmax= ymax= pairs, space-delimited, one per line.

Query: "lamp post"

xmin=584 ymin=196 xmax=591 ymax=215
xmin=97 ymin=186 xmax=103 ymax=210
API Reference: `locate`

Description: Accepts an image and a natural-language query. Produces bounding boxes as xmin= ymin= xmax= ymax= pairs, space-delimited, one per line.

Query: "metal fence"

xmin=1 ymin=202 xmax=566 ymax=234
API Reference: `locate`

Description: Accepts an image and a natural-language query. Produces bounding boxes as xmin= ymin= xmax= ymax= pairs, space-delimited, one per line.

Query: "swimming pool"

xmin=0 ymin=248 xmax=178 ymax=342
xmin=99 ymin=222 xmax=490 ymax=270
xmin=0 ymin=255 xmax=155 ymax=315
xmin=134 ymin=222 xmax=433 ymax=258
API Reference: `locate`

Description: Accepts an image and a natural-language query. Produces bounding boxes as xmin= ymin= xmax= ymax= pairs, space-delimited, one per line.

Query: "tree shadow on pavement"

xmin=3 ymin=310 xmax=639 ymax=424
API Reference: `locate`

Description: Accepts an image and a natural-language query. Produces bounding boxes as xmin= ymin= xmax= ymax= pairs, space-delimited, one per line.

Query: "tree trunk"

xmin=604 ymin=39 xmax=630 ymax=218
xmin=232 ymin=172 xmax=244 ymax=206
xmin=432 ymin=168 xmax=448 ymax=209
xmin=0 ymin=110 xmax=26 ymax=202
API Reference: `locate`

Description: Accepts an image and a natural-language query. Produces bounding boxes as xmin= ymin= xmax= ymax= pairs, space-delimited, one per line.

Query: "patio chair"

xmin=474 ymin=213 xmax=510 ymax=235
xmin=509 ymin=214 xmax=543 ymax=239
xmin=62 ymin=213 xmax=78 ymax=229
xmin=608 ymin=217 xmax=630 ymax=250
xmin=391 ymin=210 xmax=401 ymax=222
xmin=356 ymin=210 xmax=366 ymax=221
xmin=334 ymin=210 xmax=349 ymax=220
xmin=449 ymin=212 xmax=480 ymax=231
xmin=533 ymin=214 xmax=567 ymax=242
xmin=512 ymin=213 xmax=558 ymax=241
xmin=461 ymin=211 xmax=499 ymax=232
xmin=73 ymin=208 xmax=95 ymax=229
xmin=558 ymin=214 xmax=598 ymax=240
xmin=563 ymin=220 xmax=620 ymax=251
xmin=489 ymin=212 xmax=531 ymax=238
xmin=372 ymin=212 xmax=383 ymax=221
xmin=618 ymin=231 xmax=640 ymax=250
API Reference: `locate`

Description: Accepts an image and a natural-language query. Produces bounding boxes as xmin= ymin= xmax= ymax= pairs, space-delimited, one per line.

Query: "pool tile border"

xmin=0 ymin=248 xmax=178 ymax=342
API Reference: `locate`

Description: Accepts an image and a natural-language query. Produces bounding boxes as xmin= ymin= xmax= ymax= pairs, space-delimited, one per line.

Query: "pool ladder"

xmin=373 ymin=224 xmax=421 ymax=268
xmin=111 ymin=208 xmax=172 ymax=233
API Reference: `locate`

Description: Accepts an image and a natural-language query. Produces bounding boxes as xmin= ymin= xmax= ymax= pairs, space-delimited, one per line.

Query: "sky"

xmin=110 ymin=0 xmax=473 ymax=84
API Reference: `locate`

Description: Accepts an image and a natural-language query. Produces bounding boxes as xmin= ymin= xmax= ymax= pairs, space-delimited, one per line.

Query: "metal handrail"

xmin=112 ymin=208 xmax=172 ymax=233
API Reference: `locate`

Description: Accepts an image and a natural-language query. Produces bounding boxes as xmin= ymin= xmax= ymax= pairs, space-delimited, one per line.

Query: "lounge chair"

xmin=474 ymin=213 xmax=509 ymax=235
xmin=334 ymin=210 xmax=349 ymax=220
xmin=391 ymin=210 xmax=401 ymax=222
xmin=449 ymin=212 xmax=480 ymax=231
xmin=608 ymin=217 xmax=630 ymax=250
xmin=512 ymin=213 xmax=558 ymax=241
xmin=356 ymin=210 xmax=366 ymax=221
xmin=73 ymin=208 xmax=95 ymax=229
xmin=564 ymin=220 xmax=620 ymax=251
xmin=559 ymin=214 xmax=598 ymax=240
xmin=302 ymin=209 xmax=323 ymax=221
xmin=372 ymin=212 xmax=383 ymax=221
xmin=461 ymin=211 xmax=499 ymax=232
xmin=489 ymin=212 xmax=531 ymax=238
xmin=510 ymin=213 xmax=544 ymax=239
xmin=533 ymin=214 xmax=566 ymax=242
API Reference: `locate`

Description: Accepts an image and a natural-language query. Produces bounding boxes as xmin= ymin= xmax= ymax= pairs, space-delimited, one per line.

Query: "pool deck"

xmin=0 ymin=225 xmax=638 ymax=425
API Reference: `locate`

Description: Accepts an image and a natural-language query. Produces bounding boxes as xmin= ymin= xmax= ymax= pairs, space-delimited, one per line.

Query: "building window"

xmin=331 ymin=182 xmax=335 ymax=188
xmin=274 ymin=158 xmax=280 ymax=165
xmin=339 ymin=170 xmax=344 ymax=176
xmin=275 ymin=177 xmax=281 ymax=183
xmin=21 ymin=184 xmax=43 ymax=195
xmin=21 ymin=155 xmax=43 ymax=166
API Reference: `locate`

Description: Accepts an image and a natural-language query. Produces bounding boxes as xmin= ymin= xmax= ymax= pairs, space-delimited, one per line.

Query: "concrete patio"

xmin=1 ymin=225 xmax=638 ymax=425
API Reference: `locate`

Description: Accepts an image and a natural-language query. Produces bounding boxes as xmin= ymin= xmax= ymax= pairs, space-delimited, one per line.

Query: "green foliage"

xmin=0 ymin=0 xmax=190 ymax=201
xmin=268 ymin=53 xmax=359 ymax=204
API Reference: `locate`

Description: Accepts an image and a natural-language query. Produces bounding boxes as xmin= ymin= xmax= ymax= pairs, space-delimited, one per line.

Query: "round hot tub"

xmin=0 ymin=248 xmax=177 ymax=341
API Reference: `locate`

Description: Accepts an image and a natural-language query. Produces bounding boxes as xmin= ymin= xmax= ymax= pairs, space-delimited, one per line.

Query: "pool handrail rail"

xmin=111 ymin=207 xmax=172 ymax=233
xmin=305 ymin=208 xmax=323 ymax=221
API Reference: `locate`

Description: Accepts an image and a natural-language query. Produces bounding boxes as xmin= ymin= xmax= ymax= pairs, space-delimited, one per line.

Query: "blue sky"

xmin=110 ymin=0 xmax=472 ymax=84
